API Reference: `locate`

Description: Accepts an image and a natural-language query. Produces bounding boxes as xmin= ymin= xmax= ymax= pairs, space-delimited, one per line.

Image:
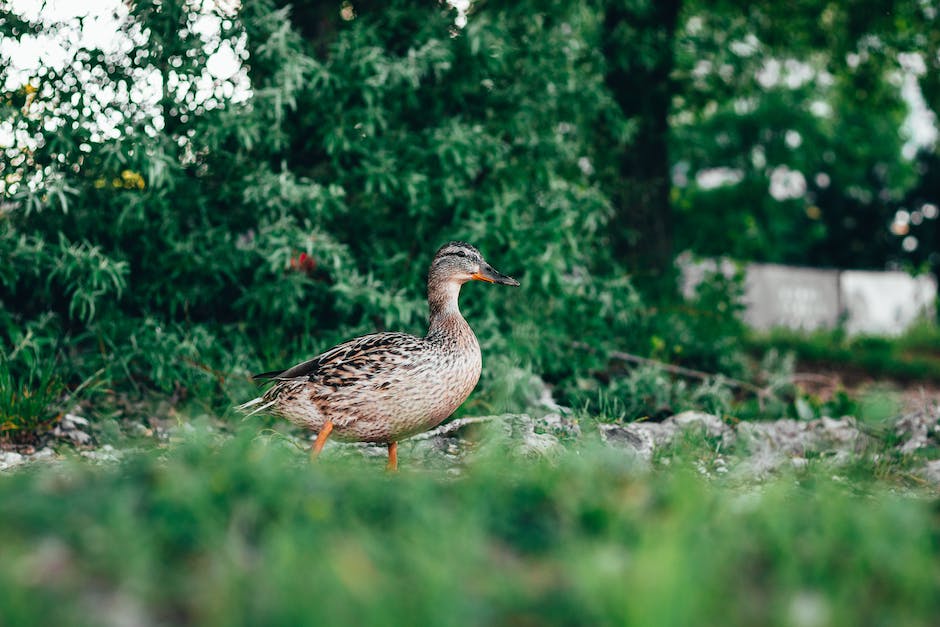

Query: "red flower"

xmin=290 ymin=252 xmax=317 ymax=275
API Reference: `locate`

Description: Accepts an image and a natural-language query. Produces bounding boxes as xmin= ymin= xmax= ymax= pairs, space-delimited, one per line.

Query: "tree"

xmin=599 ymin=0 xmax=682 ymax=279
xmin=4 ymin=0 xmax=690 ymax=412
xmin=669 ymin=0 xmax=939 ymax=269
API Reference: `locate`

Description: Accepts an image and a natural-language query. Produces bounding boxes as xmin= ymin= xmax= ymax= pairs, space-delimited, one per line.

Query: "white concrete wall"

xmin=678 ymin=254 xmax=937 ymax=335
xmin=840 ymin=271 xmax=937 ymax=336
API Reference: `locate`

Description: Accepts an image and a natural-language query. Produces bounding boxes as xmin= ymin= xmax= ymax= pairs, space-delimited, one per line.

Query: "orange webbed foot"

xmin=386 ymin=441 xmax=398 ymax=472
xmin=310 ymin=420 xmax=334 ymax=461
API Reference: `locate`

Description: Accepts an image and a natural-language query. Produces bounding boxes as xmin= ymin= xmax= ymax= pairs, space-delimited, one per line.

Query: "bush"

xmin=0 ymin=1 xmax=748 ymax=429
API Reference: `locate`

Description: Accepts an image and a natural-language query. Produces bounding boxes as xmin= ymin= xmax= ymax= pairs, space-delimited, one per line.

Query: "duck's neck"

xmin=426 ymin=278 xmax=468 ymax=338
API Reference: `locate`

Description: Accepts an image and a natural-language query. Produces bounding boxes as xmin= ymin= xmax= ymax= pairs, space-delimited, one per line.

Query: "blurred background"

xmin=1 ymin=0 xmax=939 ymax=430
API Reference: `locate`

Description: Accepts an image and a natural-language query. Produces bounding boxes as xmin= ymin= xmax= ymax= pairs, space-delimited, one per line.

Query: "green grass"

xmin=0 ymin=356 xmax=66 ymax=443
xmin=746 ymin=323 xmax=940 ymax=383
xmin=0 ymin=353 xmax=105 ymax=444
xmin=0 ymin=427 xmax=937 ymax=626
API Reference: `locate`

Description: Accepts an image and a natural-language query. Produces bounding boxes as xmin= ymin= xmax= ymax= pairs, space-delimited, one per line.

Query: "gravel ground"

xmin=3 ymin=404 xmax=938 ymax=485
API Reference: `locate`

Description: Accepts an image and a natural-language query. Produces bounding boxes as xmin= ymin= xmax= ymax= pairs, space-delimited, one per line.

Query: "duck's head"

xmin=429 ymin=241 xmax=520 ymax=287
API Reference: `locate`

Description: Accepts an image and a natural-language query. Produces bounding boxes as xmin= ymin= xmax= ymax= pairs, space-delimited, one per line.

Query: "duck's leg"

xmin=310 ymin=420 xmax=334 ymax=461
xmin=386 ymin=441 xmax=398 ymax=472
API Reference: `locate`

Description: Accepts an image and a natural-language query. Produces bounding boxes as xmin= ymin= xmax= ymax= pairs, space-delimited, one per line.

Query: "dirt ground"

xmin=791 ymin=365 xmax=940 ymax=413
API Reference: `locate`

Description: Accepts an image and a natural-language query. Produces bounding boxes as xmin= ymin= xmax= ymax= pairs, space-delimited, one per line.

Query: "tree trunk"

xmin=601 ymin=0 xmax=681 ymax=281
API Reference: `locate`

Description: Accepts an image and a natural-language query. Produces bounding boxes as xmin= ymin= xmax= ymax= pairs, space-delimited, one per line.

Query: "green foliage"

xmin=582 ymin=365 xmax=735 ymax=423
xmin=665 ymin=265 xmax=749 ymax=374
xmin=746 ymin=324 xmax=940 ymax=383
xmin=0 ymin=355 xmax=64 ymax=441
xmin=0 ymin=432 xmax=937 ymax=625
xmin=0 ymin=310 xmax=97 ymax=439
xmin=0 ymin=0 xmax=739 ymax=423
xmin=672 ymin=0 xmax=938 ymax=268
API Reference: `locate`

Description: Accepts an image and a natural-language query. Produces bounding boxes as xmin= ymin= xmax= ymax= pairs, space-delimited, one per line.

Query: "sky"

xmin=2 ymin=0 xmax=248 ymax=150
xmin=2 ymin=0 xmax=244 ymax=93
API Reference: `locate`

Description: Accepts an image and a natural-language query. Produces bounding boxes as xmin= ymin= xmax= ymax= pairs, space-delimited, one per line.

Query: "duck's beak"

xmin=471 ymin=262 xmax=520 ymax=286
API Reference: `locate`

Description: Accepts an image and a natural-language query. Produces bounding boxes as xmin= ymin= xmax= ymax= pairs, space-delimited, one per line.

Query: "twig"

xmin=183 ymin=358 xmax=228 ymax=385
xmin=789 ymin=373 xmax=841 ymax=386
xmin=571 ymin=341 xmax=770 ymax=409
xmin=573 ymin=342 xmax=765 ymax=394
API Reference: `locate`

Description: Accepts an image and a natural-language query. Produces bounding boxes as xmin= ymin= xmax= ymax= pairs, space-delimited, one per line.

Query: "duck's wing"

xmin=253 ymin=332 xmax=423 ymax=389
xmin=252 ymin=356 xmax=322 ymax=381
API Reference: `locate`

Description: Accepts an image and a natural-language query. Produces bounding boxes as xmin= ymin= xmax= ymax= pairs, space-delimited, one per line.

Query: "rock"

xmin=62 ymin=413 xmax=89 ymax=428
xmin=33 ymin=448 xmax=56 ymax=462
xmin=669 ymin=411 xmax=735 ymax=447
xmin=790 ymin=457 xmax=809 ymax=470
xmin=894 ymin=409 xmax=939 ymax=454
xmin=411 ymin=416 xmax=497 ymax=441
xmin=738 ymin=417 xmax=872 ymax=457
xmin=506 ymin=415 xmax=563 ymax=458
xmin=0 ymin=451 xmax=25 ymax=471
xmin=599 ymin=411 xmax=733 ymax=458
xmin=597 ymin=412 xmax=733 ymax=465
xmin=597 ymin=424 xmax=655 ymax=463
xmin=923 ymin=460 xmax=940 ymax=485
xmin=402 ymin=414 xmax=564 ymax=464
xmin=735 ymin=417 xmax=874 ymax=478
xmin=0 ymin=447 xmax=56 ymax=472
xmin=539 ymin=412 xmax=581 ymax=439
xmin=51 ymin=411 xmax=94 ymax=446
xmin=81 ymin=444 xmax=122 ymax=465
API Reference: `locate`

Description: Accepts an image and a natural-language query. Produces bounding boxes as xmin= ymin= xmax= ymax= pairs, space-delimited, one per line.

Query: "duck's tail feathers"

xmin=252 ymin=370 xmax=285 ymax=381
xmin=235 ymin=396 xmax=277 ymax=417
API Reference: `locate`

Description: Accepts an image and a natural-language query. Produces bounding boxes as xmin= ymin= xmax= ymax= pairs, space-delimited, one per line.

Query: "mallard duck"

xmin=237 ymin=241 xmax=519 ymax=470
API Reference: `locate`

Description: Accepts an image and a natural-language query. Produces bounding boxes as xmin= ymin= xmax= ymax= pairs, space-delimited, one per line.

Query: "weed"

xmin=0 ymin=355 xmax=64 ymax=443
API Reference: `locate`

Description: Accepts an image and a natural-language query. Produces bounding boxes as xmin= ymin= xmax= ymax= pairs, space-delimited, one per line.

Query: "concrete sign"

xmin=744 ymin=264 xmax=841 ymax=331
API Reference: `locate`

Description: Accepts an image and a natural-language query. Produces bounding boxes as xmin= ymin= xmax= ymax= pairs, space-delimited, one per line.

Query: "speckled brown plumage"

xmin=237 ymin=242 xmax=520 ymax=468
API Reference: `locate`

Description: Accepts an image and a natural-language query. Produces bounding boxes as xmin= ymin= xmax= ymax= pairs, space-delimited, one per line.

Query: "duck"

xmin=237 ymin=241 xmax=520 ymax=470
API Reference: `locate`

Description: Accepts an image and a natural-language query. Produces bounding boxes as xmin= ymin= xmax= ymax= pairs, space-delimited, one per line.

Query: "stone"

xmin=923 ymin=460 xmax=940 ymax=485
xmin=670 ymin=411 xmax=735 ymax=446
xmin=597 ymin=423 xmax=655 ymax=463
xmin=51 ymin=411 xmax=94 ymax=446
xmin=734 ymin=417 xmax=874 ymax=478
xmin=894 ymin=409 xmax=939 ymax=454
xmin=0 ymin=451 xmax=25 ymax=471
xmin=0 ymin=448 xmax=56 ymax=472
xmin=81 ymin=444 xmax=122 ymax=464
xmin=536 ymin=411 xmax=581 ymax=439
xmin=597 ymin=412 xmax=732 ymax=464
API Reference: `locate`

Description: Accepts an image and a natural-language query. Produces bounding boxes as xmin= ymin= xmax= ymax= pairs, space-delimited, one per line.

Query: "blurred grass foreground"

xmin=1 ymin=431 xmax=938 ymax=627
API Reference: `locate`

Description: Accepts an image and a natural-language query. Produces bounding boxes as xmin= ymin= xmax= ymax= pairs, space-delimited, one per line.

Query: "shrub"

xmin=0 ymin=0 xmax=747 ymax=427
